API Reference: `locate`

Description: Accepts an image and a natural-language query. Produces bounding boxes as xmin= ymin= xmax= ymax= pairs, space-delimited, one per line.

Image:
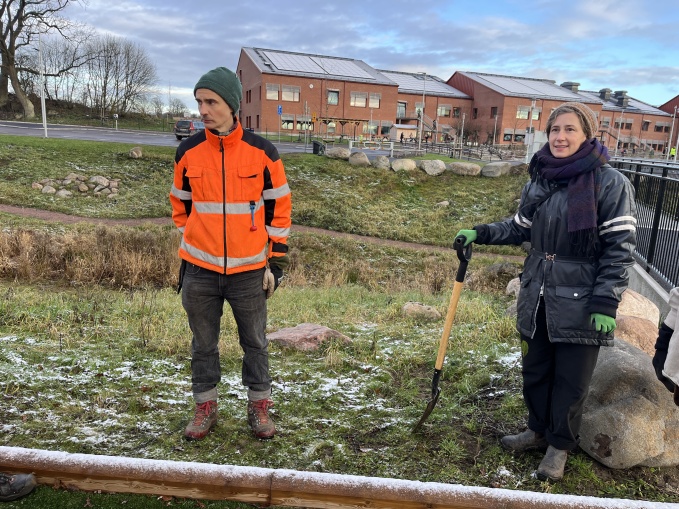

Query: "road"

xmin=0 ymin=120 xmax=394 ymax=156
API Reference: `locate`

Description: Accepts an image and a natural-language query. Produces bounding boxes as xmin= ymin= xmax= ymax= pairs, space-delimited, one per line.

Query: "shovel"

xmin=412 ymin=236 xmax=472 ymax=432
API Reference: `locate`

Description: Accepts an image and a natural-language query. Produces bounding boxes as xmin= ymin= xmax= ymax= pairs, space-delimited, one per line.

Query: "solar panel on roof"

xmin=263 ymin=50 xmax=374 ymax=79
xmin=312 ymin=57 xmax=374 ymax=79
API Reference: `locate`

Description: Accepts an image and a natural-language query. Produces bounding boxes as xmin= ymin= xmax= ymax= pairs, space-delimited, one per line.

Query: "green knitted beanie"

xmin=194 ymin=67 xmax=242 ymax=113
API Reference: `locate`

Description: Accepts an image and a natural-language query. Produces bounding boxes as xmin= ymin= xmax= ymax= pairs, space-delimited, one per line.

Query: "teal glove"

xmin=455 ymin=229 xmax=477 ymax=247
xmin=591 ymin=313 xmax=616 ymax=334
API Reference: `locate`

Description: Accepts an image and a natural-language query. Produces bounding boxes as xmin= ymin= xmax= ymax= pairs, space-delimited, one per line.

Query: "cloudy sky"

xmin=64 ymin=0 xmax=679 ymax=114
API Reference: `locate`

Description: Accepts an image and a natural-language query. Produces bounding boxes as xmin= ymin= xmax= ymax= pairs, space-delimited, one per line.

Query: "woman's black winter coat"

xmin=474 ymin=163 xmax=637 ymax=346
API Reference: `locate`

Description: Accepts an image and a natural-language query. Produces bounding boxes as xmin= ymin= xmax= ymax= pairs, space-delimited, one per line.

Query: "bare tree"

xmin=0 ymin=0 xmax=86 ymax=118
xmin=149 ymin=95 xmax=164 ymax=117
xmin=82 ymin=34 xmax=157 ymax=117
xmin=169 ymin=97 xmax=187 ymax=117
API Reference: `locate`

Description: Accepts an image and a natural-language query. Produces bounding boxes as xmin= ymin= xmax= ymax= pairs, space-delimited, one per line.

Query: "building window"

xmin=453 ymin=107 xmax=461 ymax=118
xmin=281 ymin=85 xmax=300 ymax=102
xmin=369 ymin=93 xmax=381 ymax=109
xmin=654 ymin=124 xmax=664 ymax=132
xmin=327 ymin=122 xmax=336 ymax=134
xmin=327 ymin=90 xmax=339 ymax=106
xmin=438 ymin=105 xmax=452 ymax=117
xmin=280 ymin=114 xmax=294 ymax=130
xmin=266 ymin=84 xmax=279 ymax=101
xmin=641 ymin=121 xmax=650 ymax=131
xmin=363 ymin=121 xmax=377 ymax=136
xmin=397 ymin=102 xmax=406 ymax=118
xmin=601 ymin=117 xmax=611 ymax=128
xmin=415 ymin=102 xmax=424 ymax=116
xmin=503 ymin=133 xmax=513 ymax=142
xmin=380 ymin=121 xmax=392 ymax=136
xmin=532 ymin=108 xmax=541 ymax=121
xmin=472 ymin=108 xmax=478 ymax=119
xmin=296 ymin=115 xmax=313 ymax=131
xmin=514 ymin=134 xmax=525 ymax=142
xmin=516 ymin=106 xmax=530 ymax=120
xmin=490 ymin=107 xmax=498 ymax=118
xmin=350 ymin=92 xmax=367 ymax=107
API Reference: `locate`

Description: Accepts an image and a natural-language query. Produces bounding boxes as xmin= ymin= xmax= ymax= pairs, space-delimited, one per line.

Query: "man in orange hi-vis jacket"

xmin=170 ymin=67 xmax=291 ymax=440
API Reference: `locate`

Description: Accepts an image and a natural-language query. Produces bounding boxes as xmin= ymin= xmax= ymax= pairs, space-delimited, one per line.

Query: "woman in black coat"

xmin=456 ymin=102 xmax=637 ymax=481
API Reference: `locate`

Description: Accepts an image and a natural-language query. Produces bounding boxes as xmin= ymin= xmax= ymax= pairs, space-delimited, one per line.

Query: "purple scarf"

xmin=530 ymin=138 xmax=609 ymax=254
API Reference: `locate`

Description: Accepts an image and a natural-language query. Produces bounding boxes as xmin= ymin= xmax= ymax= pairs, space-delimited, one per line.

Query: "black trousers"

xmin=521 ymin=299 xmax=600 ymax=451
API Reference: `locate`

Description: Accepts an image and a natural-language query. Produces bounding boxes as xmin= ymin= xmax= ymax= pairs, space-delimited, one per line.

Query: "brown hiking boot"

xmin=0 ymin=473 xmax=37 ymax=502
xmin=247 ymin=399 xmax=275 ymax=439
xmin=500 ymin=429 xmax=548 ymax=452
xmin=537 ymin=445 xmax=568 ymax=481
xmin=184 ymin=400 xmax=218 ymax=440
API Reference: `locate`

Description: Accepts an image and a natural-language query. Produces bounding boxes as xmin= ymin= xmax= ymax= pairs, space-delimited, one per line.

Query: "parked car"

xmin=174 ymin=120 xmax=205 ymax=140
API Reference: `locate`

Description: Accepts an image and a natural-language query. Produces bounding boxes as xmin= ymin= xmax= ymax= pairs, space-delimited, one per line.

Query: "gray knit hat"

xmin=194 ymin=67 xmax=242 ymax=113
xmin=546 ymin=102 xmax=599 ymax=139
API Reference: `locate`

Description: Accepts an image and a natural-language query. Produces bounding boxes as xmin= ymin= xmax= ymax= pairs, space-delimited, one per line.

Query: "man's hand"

xmin=263 ymin=267 xmax=276 ymax=299
xmin=454 ymin=229 xmax=477 ymax=247
xmin=590 ymin=313 xmax=616 ymax=334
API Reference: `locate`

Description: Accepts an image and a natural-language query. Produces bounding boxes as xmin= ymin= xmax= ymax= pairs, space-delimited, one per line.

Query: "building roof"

xmin=458 ymin=70 xmax=670 ymax=117
xmin=577 ymin=90 xmax=670 ymax=116
xmin=456 ymin=71 xmax=584 ymax=102
xmin=376 ymin=70 xmax=469 ymax=99
xmin=242 ymin=47 xmax=396 ymax=86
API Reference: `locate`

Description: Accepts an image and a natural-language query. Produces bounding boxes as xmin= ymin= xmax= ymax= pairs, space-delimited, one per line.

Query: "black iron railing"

xmin=611 ymin=159 xmax=679 ymax=291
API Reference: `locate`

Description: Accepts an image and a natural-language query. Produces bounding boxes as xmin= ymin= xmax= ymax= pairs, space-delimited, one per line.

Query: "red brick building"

xmin=237 ymin=47 xmax=470 ymax=142
xmin=236 ymin=47 xmax=675 ymax=154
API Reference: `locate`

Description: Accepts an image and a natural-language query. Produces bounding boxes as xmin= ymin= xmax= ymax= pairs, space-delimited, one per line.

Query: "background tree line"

xmin=0 ymin=0 xmax=185 ymax=119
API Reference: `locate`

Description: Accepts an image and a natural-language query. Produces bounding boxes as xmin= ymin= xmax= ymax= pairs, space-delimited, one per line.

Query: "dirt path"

xmin=0 ymin=203 xmax=524 ymax=260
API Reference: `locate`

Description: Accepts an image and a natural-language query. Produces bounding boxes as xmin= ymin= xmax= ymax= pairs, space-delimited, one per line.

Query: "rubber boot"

xmin=537 ymin=445 xmax=568 ymax=481
xmin=500 ymin=429 xmax=548 ymax=452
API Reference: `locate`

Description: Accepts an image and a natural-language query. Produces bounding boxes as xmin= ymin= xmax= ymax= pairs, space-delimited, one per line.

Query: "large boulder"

xmin=348 ymin=151 xmax=371 ymax=167
xmin=481 ymin=161 xmax=511 ymax=177
xmin=615 ymin=315 xmax=657 ymax=356
xmin=580 ymin=340 xmax=679 ymax=468
xmin=402 ymin=302 xmax=441 ymax=321
xmin=418 ymin=159 xmax=446 ymax=176
xmin=391 ymin=159 xmax=417 ymax=172
xmin=268 ymin=323 xmax=351 ymax=351
xmin=325 ymin=147 xmax=351 ymax=160
xmin=447 ymin=162 xmax=481 ymax=176
xmin=372 ymin=155 xmax=391 ymax=170
xmin=618 ymin=288 xmax=661 ymax=326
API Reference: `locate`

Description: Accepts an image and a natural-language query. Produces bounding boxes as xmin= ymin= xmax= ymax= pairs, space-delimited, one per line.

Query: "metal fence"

xmin=611 ymin=159 xmax=679 ymax=291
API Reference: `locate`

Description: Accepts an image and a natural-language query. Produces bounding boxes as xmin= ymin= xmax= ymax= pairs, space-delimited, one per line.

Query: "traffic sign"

xmin=277 ymin=105 xmax=282 ymax=115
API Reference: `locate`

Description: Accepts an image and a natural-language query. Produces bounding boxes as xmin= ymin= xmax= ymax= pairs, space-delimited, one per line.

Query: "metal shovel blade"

xmin=411 ymin=386 xmax=441 ymax=432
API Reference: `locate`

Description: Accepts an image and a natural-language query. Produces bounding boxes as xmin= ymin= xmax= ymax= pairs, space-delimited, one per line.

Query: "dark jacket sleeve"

xmin=587 ymin=169 xmax=637 ymax=318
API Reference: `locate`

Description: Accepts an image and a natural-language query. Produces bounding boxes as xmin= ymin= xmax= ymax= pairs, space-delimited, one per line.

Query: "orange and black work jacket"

xmin=170 ymin=122 xmax=291 ymax=275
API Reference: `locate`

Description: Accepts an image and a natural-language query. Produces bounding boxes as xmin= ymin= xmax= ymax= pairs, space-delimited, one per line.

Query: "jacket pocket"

xmin=554 ymin=285 xmax=592 ymax=330
xmin=234 ymin=165 xmax=263 ymax=201
xmin=184 ymin=165 xmax=214 ymax=201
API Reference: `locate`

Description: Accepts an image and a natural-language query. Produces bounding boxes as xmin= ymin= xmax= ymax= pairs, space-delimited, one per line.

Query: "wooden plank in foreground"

xmin=1 ymin=446 xmax=677 ymax=509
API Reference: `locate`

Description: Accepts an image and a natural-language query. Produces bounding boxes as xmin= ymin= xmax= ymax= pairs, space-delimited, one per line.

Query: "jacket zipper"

xmin=220 ymin=138 xmax=227 ymax=274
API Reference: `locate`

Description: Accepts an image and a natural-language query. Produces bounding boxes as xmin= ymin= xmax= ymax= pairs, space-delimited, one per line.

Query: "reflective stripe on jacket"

xmin=169 ymin=122 xmax=291 ymax=275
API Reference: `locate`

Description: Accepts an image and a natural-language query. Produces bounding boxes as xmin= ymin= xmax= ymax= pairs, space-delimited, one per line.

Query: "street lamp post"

xmin=614 ymin=108 xmax=625 ymax=157
xmin=493 ymin=113 xmax=498 ymax=146
xmin=37 ymin=34 xmax=48 ymax=138
xmin=418 ymin=72 xmax=426 ymax=151
xmin=524 ymin=98 xmax=536 ymax=163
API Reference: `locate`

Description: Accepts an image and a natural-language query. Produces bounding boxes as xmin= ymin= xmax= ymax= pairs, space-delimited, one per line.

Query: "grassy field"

xmin=1 ymin=135 xmax=678 ymax=507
